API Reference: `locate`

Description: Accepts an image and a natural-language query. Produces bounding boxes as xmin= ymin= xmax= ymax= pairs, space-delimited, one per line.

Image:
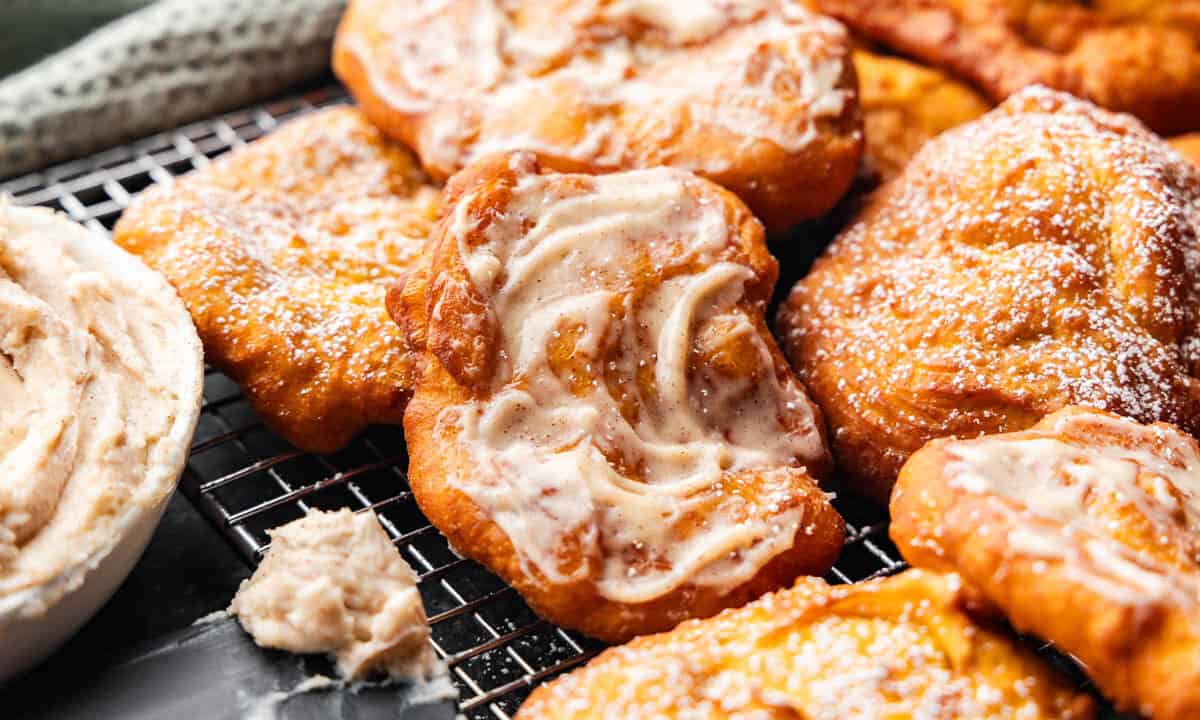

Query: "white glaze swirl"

xmin=438 ymin=162 xmax=829 ymax=604
xmin=338 ymin=0 xmax=852 ymax=176
xmin=945 ymin=410 xmax=1200 ymax=611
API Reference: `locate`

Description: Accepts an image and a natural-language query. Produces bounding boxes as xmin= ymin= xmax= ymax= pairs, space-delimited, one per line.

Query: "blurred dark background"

xmin=0 ymin=1 xmax=153 ymax=78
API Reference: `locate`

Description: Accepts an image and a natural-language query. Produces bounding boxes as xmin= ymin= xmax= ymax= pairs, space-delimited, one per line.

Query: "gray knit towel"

xmin=0 ymin=0 xmax=347 ymax=177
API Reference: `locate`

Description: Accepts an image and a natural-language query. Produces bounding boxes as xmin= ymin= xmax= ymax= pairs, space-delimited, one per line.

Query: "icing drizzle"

xmin=437 ymin=158 xmax=830 ymax=603
xmin=339 ymin=0 xmax=852 ymax=177
xmin=945 ymin=408 xmax=1200 ymax=611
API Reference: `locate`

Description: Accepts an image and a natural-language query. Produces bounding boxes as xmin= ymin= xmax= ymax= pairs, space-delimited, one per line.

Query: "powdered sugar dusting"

xmin=517 ymin=571 xmax=1093 ymax=719
xmin=113 ymin=107 xmax=439 ymax=451
xmin=779 ymin=86 xmax=1200 ymax=495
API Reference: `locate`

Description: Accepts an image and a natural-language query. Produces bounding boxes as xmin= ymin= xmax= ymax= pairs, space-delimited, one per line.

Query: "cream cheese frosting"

xmin=338 ymin=0 xmax=853 ymax=176
xmin=0 ymin=202 xmax=202 ymax=618
xmin=229 ymin=509 xmax=442 ymax=682
xmin=438 ymin=161 xmax=831 ymax=604
xmin=944 ymin=409 xmax=1200 ymax=611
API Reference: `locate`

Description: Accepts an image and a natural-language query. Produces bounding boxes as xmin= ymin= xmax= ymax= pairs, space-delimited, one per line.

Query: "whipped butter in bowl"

xmin=0 ymin=202 xmax=204 ymax=680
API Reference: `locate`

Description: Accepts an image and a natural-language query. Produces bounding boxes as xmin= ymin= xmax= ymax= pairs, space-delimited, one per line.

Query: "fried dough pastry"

xmin=1172 ymin=133 xmax=1200 ymax=168
xmin=516 ymin=569 xmax=1095 ymax=720
xmin=854 ymin=49 xmax=991 ymax=181
xmin=892 ymin=407 xmax=1200 ymax=720
xmin=816 ymin=0 xmax=1200 ymax=135
xmin=778 ymin=87 xmax=1200 ymax=503
xmin=333 ymin=0 xmax=862 ymax=233
xmin=114 ymin=107 xmax=439 ymax=452
xmin=392 ymin=152 xmax=843 ymax=643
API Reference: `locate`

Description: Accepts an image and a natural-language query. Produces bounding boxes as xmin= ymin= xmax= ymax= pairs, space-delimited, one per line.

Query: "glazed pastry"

xmin=516 ymin=569 xmax=1095 ymax=719
xmin=114 ymin=107 xmax=440 ymax=452
xmin=391 ymin=152 xmax=843 ymax=643
xmin=853 ymin=49 xmax=990 ymax=181
xmin=816 ymin=0 xmax=1200 ymax=135
xmin=1172 ymin=133 xmax=1200 ymax=167
xmin=333 ymin=0 xmax=862 ymax=233
xmin=891 ymin=407 xmax=1200 ymax=720
xmin=778 ymin=87 xmax=1200 ymax=503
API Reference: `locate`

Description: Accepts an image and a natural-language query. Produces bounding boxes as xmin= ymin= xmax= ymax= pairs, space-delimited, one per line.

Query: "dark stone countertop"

xmin=3 ymin=492 xmax=251 ymax=706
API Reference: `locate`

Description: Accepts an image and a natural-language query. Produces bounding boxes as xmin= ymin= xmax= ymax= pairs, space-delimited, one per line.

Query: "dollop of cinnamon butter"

xmin=0 ymin=202 xmax=202 ymax=615
xmin=229 ymin=509 xmax=441 ymax=682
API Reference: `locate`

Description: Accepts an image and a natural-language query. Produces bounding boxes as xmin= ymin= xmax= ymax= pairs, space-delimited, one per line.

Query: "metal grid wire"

xmin=1 ymin=82 xmax=1116 ymax=719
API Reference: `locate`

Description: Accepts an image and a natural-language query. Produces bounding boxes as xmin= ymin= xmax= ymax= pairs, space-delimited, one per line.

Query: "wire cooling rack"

xmin=1 ymin=81 xmax=1118 ymax=719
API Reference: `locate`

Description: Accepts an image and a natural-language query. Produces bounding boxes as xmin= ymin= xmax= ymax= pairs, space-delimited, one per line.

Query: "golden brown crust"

xmin=114 ymin=107 xmax=439 ymax=452
xmin=854 ymin=49 xmax=991 ymax=181
xmin=333 ymin=0 xmax=863 ymax=233
xmin=516 ymin=570 xmax=1095 ymax=719
xmin=891 ymin=407 xmax=1200 ymax=720
xmin=1172 ymin=132 xmax=1200 ymax=167
xmin=816 ymin=0 xmax=1200 ymax=135
xmin=395 ymin=152 xmax=843 ymax=642
xmin=777 ymin=87 xmax=1200 ymax=503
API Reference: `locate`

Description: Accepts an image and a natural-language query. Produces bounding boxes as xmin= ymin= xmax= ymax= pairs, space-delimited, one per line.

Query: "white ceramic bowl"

xmin=0 ymin=205 xmax=204 ymax=682
xmin=0 ymin=495 xmax=174 ymax=681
